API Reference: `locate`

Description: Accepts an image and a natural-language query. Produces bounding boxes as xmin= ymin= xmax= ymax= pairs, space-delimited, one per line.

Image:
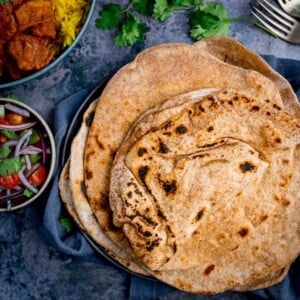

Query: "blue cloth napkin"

xmin=42 ymin=56 xmax=300 ymax=300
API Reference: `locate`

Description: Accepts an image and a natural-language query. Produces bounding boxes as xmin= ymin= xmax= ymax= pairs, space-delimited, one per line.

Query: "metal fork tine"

xmin=251 ymin=10 xmax=289 ymax=40
xmin=256 ymin=0 xmax=296 ymax=24
xmin=252 ymin=6 xmax=290 ymax=34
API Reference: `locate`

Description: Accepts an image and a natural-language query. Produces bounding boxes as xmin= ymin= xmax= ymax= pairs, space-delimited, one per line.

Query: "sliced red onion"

xmin=18 ymin=166 xmax=38 ymax=194
xmin=0 ymin=122 xmax=36 ymax=131
xmin=6 ymin=189 xmax=11 ymax=196
xmin=19 ymin=145 xmax=42 ymax=155
xmin=4 ymin=140 xmax=18 ymax=146
xmin=0 ymin=190 xmax=23 ymax=201
xmin=24 ymin=154 xmax=31 ymax=170
xmin=38 ymin=131 xmax=46 ymax=164
xmin=4 ymin=103 xmax=30 ymax=117
xmin=15 ymin=129 xmax=32 ymax=156
xmin=46 ymin=148 xmax=51 ymax=154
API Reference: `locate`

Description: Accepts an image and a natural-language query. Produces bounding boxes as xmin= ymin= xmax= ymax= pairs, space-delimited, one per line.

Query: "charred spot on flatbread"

xmin=138 ymin=148 xmax=147 ymax=157
xmin=138 ymin=166 xmax=149 ymax=184
xmin=176 ymin=125 xmax=187 ymax=134
xmin=162 ymin=180 xmax=177 ymax=195
xmin=204 ymin=264 xmax=215 ymax=275
xmin=80 ymin=181 xmax=87 ymax=197
xmin=158 ymin=141 xmax=169 ymax=154
xmin=85 ymin=111 xmax=95 ymax=127
xmin=239 ymin=161 xmax=256 ymax=173
xmin=238 ymin=228 xmax=249 ymax=237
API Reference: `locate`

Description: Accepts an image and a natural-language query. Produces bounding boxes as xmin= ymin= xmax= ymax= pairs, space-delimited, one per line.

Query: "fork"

xmin=251 ymin=0 xmax=300 ymax=44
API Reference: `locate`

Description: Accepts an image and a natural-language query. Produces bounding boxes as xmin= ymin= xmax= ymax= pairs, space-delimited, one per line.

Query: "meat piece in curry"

xmin=31 ymin=19 xmax=60 ymax=39
xmin=0 ymin=0 xmax=60 ymax=81
xmin=8 ymin=34 xmax=55 ymax=71
xmin=14 ymin=0 xmax=55 ymax=31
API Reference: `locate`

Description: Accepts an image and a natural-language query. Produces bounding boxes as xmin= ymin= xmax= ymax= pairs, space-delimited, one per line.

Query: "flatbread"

xmin=110 ymin=89 xmax=300 ymax=293
xmin=68 ymin=100 xmax=149 ymax=276
xmin=84 ymin=41 xmax=286 ymax=251
xmin=195 ymin=37 xmax=300 ymax=119
xmin=59 ymin=160 xmax=80 ymax=223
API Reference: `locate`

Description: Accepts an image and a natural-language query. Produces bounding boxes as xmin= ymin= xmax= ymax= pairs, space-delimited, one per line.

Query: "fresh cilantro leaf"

xmin=5 ymin=94 xmax=20 ymax=101
xmin=132 ymin=0 xmax=154 ymax=16
xmin=1 ymin=129 xmax=18 ymax=140
xmin=0 ymin=0 xmax=11 ymax=4
xmin=153 ymin=0 xmax=173 ymax=21
xmin=23 ymin=188 xmax=34 ymax=198
xmin=189 ymin=2 xmax=230 ymax=40
xmin=115 ymin=14 xmax=147 ymax=47
xmin=199 ymin=2 xmax=228 ymax=20
xmin=172 ymin=0 xmax=202 ymax=8
xmin=95 ymin=3 xmax=122 ymax=30
xmin=153 ymin=0 xmax=202 ymax=21
xmin=59 ymin=217 xmax=74 ymax=233
xmin=0 ymin=145 xmax=11 ymax=159
xmin=0 ymin=156 xmax=22 ymax=176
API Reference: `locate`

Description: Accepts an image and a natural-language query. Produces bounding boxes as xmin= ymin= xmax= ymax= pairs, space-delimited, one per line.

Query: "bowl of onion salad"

xmin=0 ymin=98 xmax=56 ymax=212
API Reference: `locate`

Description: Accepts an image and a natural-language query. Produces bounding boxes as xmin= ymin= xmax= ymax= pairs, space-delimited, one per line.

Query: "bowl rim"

xmin=0 ymin=97 xmax=56 ymax=212
xmin=0 ymin=0 xmax=96 ymax=90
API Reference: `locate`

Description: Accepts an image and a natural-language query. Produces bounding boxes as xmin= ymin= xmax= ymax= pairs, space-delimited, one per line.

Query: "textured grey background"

xmin=0 ymin=0 xmax=300 ymax=299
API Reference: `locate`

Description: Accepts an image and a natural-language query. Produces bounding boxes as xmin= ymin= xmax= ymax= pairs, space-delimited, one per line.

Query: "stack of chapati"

xmin=59 ymin=37 xmax=300 ymax=294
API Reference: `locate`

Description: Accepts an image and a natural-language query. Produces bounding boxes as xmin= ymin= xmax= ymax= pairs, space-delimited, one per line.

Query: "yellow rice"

xmin=51 ymin=0 xmax=89 ymax=47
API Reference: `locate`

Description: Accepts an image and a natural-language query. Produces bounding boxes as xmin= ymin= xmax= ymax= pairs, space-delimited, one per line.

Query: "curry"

xmin=0 ymin=0 xmax=89 ymax=81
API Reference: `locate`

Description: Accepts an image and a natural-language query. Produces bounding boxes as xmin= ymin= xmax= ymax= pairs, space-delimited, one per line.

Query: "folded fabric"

xmin=42 ymin=56 xmax=300 ymax=300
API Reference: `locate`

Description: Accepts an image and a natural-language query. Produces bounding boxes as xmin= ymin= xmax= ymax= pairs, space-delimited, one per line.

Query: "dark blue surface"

xmin=42 ymin=56 xmax=300 ymax=300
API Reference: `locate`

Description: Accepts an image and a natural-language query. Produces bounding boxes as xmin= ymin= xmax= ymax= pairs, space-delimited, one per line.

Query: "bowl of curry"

xmin=0 ymin=0 xmax=95 ymax=89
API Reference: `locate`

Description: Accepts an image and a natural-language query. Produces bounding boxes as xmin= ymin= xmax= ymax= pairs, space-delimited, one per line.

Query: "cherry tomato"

xmin=5 ymin=113 xmax=27 ymax=125
xmin=0 ymin=173 xmax=20 ymax=189
xmin=28 ymin=165 xmax=47 ymax=186
xmin=0 ymin=118 xmax=8 ymax=125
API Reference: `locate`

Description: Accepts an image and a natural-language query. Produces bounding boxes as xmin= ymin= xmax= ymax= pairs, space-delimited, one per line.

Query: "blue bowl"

xmin=0 ymin=0 xmax=96 ymax=89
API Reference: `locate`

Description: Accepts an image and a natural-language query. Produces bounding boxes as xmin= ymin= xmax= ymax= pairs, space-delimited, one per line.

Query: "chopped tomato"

xmin=0 ymin=118 xmax=8 ymax=125
xmin=5 ymin=113 xmax=27 ymax=125
xmin=0 ymin=172 xmax=20 ymax=189
xmin=0 ymin=133 xmax=8 ymax=143
xmin=28 ymin=165 xmax=47 ymax=186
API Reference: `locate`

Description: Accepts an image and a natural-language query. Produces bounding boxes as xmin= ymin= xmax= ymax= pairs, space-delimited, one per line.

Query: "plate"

xmin=61 ymin=77 xmax=154 ymax=280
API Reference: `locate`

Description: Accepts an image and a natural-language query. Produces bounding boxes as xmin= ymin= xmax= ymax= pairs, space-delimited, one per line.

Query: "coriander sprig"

xmin=95 ymin=0 xmax=276 ymax=48
xmin=0 ymin=0 xmax=12 ymax=4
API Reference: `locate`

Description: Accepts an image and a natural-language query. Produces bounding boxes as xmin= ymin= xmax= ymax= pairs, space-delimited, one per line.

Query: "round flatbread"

xmin=84 ymin=41 xmax=286 ymax=252
xmin=110 ymin=89 xmax=300 ymax=293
